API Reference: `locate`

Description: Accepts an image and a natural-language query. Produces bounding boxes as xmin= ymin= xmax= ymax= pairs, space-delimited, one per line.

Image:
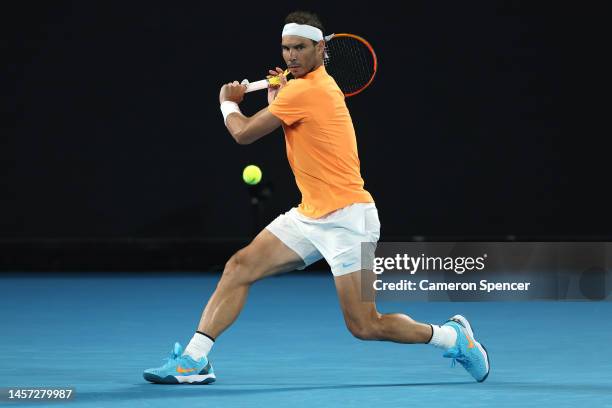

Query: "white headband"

xmin=282 ymin=23 xmax=323 ymax=42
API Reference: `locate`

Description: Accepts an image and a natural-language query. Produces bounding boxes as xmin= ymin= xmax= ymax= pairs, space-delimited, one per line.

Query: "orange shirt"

xmin=268 ymin=65 xmax=373 ymax=218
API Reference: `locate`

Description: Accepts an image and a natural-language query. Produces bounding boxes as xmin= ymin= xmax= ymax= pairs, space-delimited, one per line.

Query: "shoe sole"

xmin=448 ymin=314 xmax=491 ymax=383
xmin=143 ymin=372 xmax=216 ymax=385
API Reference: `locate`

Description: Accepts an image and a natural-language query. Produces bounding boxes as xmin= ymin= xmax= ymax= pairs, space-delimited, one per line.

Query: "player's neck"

xmin=307 ymin=62 xmax=323 ymax=74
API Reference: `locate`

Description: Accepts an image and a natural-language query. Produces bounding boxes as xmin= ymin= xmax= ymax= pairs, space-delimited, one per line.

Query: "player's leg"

xmin=314 ymin=204 xmax=431 ymax=342
xmin=334 ymin=269 xmax=432 ymax=343
xmin=334 ymin=269 xmax=490 ymax=381
xmin=144 ymin=210 xmax=321 ymax=384
xmin=320 ymin=203 xmax=489 ymax=381
xmin=197 ymin=228 xmax=305 ymax=338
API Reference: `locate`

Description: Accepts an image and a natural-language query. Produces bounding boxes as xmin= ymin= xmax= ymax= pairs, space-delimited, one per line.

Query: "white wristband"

xmin=220 ymin=101 xmax=241 ymax=124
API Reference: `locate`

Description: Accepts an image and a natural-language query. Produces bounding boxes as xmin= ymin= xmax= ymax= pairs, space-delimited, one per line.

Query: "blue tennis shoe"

xmin=144 ymin=342 xmax=216 ymax=384
xmin=442 ymin=315 xmax=490 ymax=382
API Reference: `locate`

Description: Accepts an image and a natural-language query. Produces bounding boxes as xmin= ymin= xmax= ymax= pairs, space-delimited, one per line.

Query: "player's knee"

xmin=346 ymin=318 xmax=380 ymax=341
xmin=221 ymin=250 xmax=255 ymax=286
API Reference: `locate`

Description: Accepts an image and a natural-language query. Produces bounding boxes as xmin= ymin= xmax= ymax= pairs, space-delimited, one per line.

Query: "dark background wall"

xmin=2 ymin=1 xmax=605 ymax=270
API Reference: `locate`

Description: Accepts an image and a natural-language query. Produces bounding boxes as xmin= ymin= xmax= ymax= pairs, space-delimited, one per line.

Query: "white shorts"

xmin=265 ymin=203 xmax=381 ymax=276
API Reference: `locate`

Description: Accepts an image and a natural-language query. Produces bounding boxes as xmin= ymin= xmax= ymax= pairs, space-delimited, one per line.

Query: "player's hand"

xmin=267 ymin=67 xmax=287 ymax=104
xmin=219 ymin=81 xmax=246 ymax=104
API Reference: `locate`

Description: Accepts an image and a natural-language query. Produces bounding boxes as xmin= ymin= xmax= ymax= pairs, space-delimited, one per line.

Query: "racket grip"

xmin=244 ymin=79 xmax=269 ymax=93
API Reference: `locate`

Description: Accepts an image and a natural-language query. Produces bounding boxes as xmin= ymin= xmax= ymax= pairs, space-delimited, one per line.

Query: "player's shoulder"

xmin=276 ymin=78 xmax=313 ymax=100
xmin=285 ymin=78 xmax=310 ymax=92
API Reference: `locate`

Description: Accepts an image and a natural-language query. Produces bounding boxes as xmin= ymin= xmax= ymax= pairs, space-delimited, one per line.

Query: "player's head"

xmin=282 ymin=11 xmax=326 ymax=78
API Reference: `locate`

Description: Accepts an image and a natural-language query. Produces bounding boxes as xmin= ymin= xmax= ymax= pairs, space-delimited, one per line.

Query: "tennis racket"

xmin=242 ymin=33 xmax=377 ymax=97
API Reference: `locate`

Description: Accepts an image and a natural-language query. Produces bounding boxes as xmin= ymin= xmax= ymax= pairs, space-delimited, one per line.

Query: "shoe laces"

xmin=160 ymin=346 xmax=182 ymax=368
xmin=161 ymin=357 xmax=177 ymax=368
xmin=447 ymin=347 xmax=471 ymax=370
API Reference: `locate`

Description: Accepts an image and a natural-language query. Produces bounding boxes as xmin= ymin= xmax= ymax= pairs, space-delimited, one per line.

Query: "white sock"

xmin=183 ymin=332 xmax=214 ymax=361
xmin=428 ymin=324 xmax=457 ymax=350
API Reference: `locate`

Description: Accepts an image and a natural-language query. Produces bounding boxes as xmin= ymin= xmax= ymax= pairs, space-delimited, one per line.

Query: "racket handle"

xmin=244 ymin=79 xmax=269 ymax=93
xmin=242 ymin=70 xmax=289 ymax=93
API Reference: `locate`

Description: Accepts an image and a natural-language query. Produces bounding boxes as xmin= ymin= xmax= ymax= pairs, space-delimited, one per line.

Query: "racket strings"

xmin=324 ymin=36 xmax=375 ymax=95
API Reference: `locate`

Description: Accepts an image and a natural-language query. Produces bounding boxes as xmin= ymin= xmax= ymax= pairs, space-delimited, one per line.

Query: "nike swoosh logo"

xmin=342 ymin=262 xmax=356 ymax=268
xmin=464 ymin=331 xmax=475 ymax=349
xmin=176 ymin=365 xmax=198 ymax=374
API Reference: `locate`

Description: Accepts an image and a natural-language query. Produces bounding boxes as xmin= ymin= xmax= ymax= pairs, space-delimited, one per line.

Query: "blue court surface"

xmin=1 ymin=273 xmax=611 ymax=407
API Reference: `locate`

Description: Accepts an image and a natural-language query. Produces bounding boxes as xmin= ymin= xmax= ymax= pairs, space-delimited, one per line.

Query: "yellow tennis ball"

xmin=242 ymin=165 xmax=262 ymax=185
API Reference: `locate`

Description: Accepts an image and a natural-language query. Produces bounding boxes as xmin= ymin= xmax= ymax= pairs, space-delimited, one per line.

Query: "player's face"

xmin=282 ymin=36 xmax=323 ymax=78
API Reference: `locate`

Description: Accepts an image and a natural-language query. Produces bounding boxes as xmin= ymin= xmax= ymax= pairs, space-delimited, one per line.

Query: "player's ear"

xmin=316 ymin=40 xmax=325 ymax=57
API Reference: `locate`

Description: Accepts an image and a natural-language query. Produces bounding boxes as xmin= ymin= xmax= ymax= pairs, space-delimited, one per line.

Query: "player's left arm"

xmin=226 ymin=107 xmax=282 ymax=145
xmin=219 ymin=81 xmax=282 ymax=145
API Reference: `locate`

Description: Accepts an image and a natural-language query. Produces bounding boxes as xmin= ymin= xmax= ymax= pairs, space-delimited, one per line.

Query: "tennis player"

xmin=144 ymin=10 xmax=489 ymax=384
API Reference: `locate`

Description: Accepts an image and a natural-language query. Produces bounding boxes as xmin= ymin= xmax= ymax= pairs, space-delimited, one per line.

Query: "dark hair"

xmin=284 ymin=11 xmax=325 ymax=44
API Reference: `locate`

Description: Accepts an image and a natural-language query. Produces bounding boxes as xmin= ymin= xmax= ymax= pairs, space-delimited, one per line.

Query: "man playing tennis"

xmin=144 ymin=10 xmax=489 ymax=384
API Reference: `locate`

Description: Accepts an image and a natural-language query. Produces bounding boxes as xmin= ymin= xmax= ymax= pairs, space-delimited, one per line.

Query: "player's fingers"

xmin=233 ymin=81 xmax=245 ymax=93
xmin=276 ymin=67 xmax=284 ymax=74
xmin=269 ymin=69 xmax=279 ymax=76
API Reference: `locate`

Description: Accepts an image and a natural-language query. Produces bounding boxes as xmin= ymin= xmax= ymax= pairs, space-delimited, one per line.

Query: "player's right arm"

xmin=219 ymin=70 xmax=286 ymax=145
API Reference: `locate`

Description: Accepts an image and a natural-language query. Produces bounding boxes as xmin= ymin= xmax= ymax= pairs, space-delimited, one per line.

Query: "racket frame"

xmin=325 ymin=33 xmax=378 ymax=97
xmin=242 ymin=33 xmax=377 ymax=97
